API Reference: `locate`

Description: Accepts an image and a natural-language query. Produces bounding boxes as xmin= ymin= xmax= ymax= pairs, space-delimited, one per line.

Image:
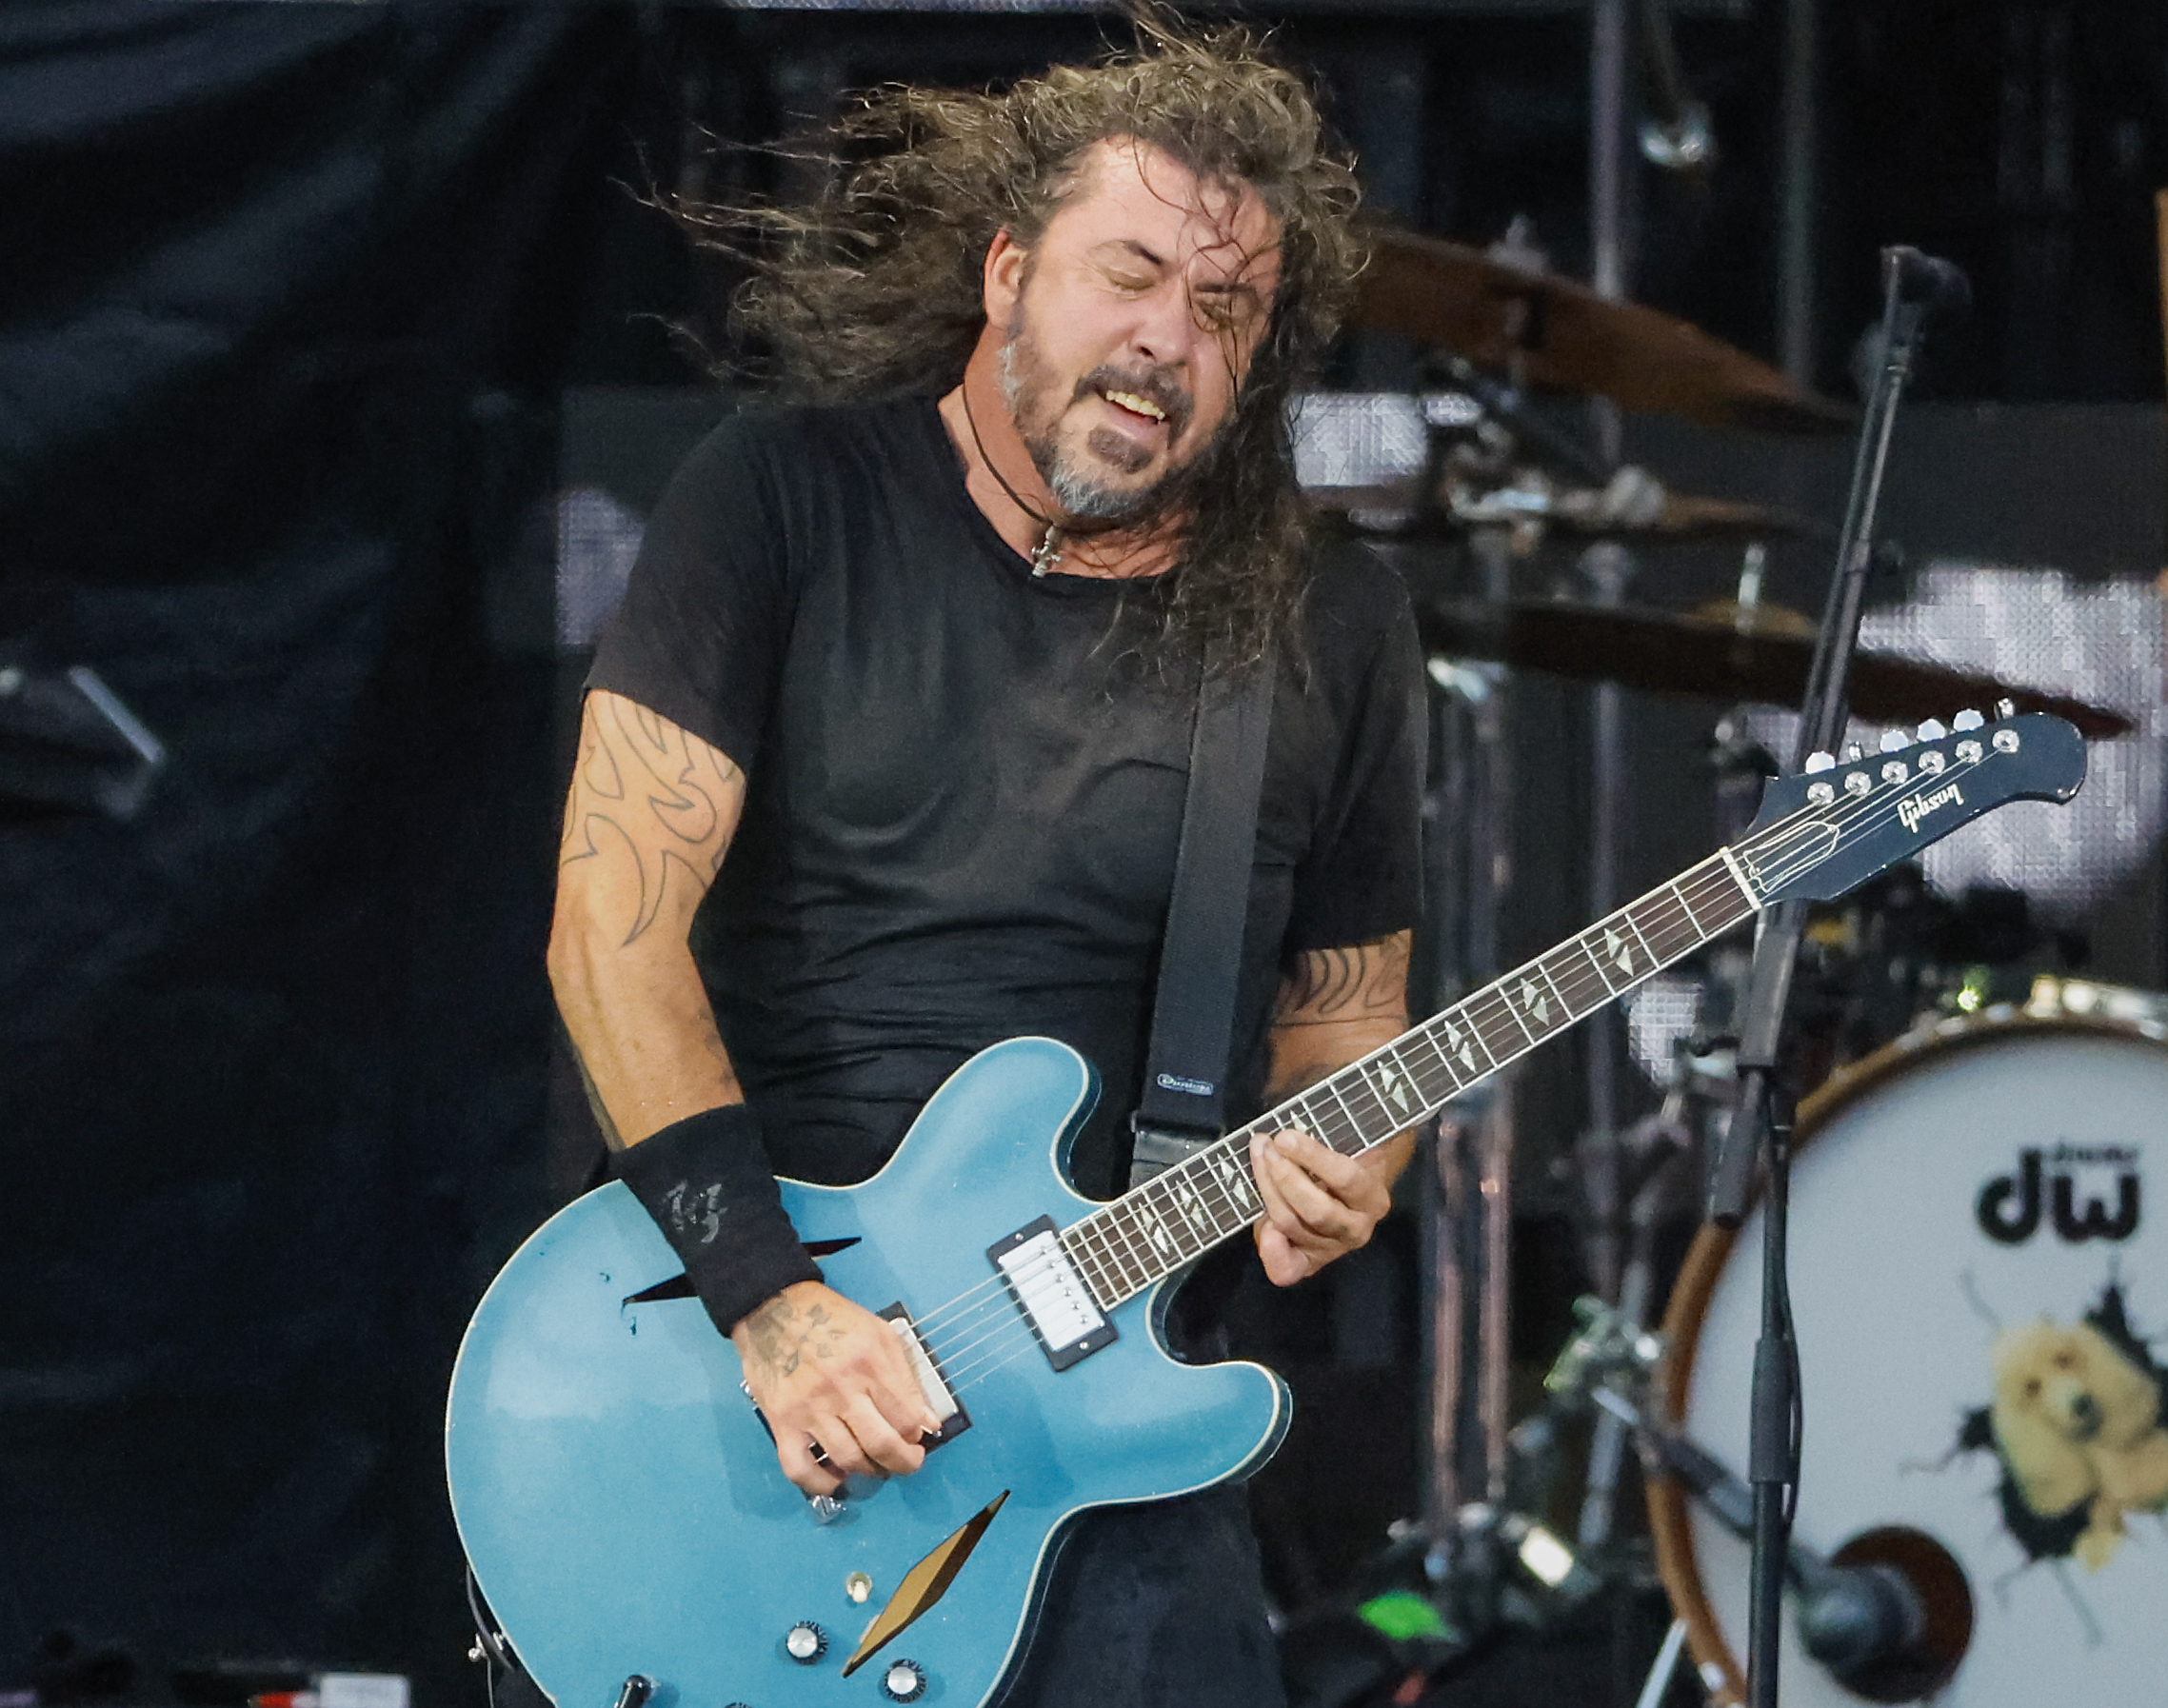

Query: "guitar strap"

xmin=1127 ymin=640 xmax=1278 ymax=1188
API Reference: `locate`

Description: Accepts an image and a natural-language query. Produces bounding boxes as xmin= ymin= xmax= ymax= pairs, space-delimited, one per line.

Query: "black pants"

xmin=991 ymin=1485 xmax=1286 ymax=1708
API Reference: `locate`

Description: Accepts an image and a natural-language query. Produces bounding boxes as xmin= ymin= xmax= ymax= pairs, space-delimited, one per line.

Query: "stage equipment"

xmin=1706 ymin=242 xmax=1972 ymax=1708
xmin=1653 ymin=976 xmax=2168 ymax=1705
xmin=1410 ymin=599 xmax=2130 ymax=738
xmin=1351 ymin=227 xmax=1850 ymax=433
xmin=0 ymin=655 xmax=165 ymax=819
xmin=446 ymin=714 xmax=2075 ymax=1708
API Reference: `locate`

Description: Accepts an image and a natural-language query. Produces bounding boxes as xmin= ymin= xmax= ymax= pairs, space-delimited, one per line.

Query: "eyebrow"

xmin=1098 ymin=239 xmax=1268 ymax=307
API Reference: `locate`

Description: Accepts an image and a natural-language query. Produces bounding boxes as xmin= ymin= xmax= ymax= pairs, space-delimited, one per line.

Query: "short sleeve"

xmin=1283 ymin=556 xmax=1427 ymax=953
xmin=587 ymin=413 xmax=797 ymax=771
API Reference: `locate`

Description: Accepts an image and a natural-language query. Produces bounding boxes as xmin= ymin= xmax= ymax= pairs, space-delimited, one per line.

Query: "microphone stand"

xmin=1704 ymin=245 xmax=1966 ymax=1708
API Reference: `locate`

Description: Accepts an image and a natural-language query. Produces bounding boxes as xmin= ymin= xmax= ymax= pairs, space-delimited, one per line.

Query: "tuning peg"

xmin=1996 ymin=698 xmax=2016 ymax=719
xmin=1803 ymin=750 xmax=1836 ymax=773
xmin=1916 ymin=718 xmax=1947 ymax=742
xmin=1843 ymin=743 xmax=1866 ymax=762
xmin=1879 ymin=728 xmax=1909 ymax=752
xmin=1951 ymin=708 xmax=1984 ymax=732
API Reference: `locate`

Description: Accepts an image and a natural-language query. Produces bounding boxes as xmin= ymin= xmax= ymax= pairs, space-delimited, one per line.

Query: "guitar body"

xmin=446 ymin=1037 xmax=1288 ymax=1708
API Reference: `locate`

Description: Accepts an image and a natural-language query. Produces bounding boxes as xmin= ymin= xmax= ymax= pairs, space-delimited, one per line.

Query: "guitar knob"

xmin=784 ymin=1621 xmax=828 ymax=1664
xmin=1803 ymin=750 xmax=1836 ymax=773
xmin=1917 ymin=718 xmax=1947 ymax=742
xmin=1951 ymin=707 xmax=1985 ymax=731
xmin=881 ymin=1658 xmax=928 ymax=1701
xmin=1879 ymin=727 xmax=1908 ymax=752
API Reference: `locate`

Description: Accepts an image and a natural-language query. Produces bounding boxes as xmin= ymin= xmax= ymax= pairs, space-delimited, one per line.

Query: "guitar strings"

xmin=920 ymin=744 xmax=2008 ymax=1397
xmin=888 ymin=745 xmax=2002 ymax=1404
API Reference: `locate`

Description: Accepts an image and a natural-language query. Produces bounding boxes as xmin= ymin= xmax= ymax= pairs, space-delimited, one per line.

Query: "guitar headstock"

xmin=1739 ymin=707 xmax=2087 ymax=905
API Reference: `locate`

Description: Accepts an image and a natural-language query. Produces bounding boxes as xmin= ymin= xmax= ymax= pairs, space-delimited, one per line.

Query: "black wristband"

xmin=611 ymin=1104 xmax=821 ymax=1338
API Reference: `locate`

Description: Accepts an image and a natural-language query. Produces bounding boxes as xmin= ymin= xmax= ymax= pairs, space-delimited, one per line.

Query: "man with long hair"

xmin=548 ymin=25 xmax=1426 ymax=1705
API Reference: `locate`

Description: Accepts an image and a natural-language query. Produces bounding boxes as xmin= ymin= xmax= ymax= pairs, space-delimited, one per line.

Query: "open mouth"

xmin=1097 ymin=387 xmax=1169 ymax=426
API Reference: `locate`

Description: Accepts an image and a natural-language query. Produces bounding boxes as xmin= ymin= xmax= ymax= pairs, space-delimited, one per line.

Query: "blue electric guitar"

xmin=447 ymin=711 xmax=2083 ymax=1708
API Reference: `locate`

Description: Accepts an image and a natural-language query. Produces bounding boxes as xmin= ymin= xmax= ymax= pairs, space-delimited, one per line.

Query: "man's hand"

xmin=731 ymin=1280 xmax=943 ymax=1497
xmin=1253 ymin=930 xmax=1416 ymax=1285
xmin=1248 ymin=1127 xmax=1398 ymax=1285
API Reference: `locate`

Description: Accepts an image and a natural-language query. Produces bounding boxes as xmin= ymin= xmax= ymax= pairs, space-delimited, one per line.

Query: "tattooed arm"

xmin=548 ymin=689 xmax=934 ymax=1492
xmin=1247 ymin=929 xmax=1417 ymax=1286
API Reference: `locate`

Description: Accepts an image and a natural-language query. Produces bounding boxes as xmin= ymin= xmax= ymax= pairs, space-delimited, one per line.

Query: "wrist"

xmin=613 ymin=1104 xmax=822 ymax=1337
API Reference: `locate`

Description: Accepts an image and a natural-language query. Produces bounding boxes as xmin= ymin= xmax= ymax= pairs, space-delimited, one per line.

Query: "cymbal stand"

xmin=1418 ymin=526 xmax=1519 ymax=1623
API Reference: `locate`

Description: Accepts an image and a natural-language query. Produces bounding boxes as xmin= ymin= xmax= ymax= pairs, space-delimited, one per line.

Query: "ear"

xmin=984 ymin=228 xmax=1026 ymax=328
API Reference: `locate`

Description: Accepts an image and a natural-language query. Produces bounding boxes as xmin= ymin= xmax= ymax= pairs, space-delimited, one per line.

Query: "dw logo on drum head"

xmin=1979 ymin=1144 xmax=2141 ymax=1245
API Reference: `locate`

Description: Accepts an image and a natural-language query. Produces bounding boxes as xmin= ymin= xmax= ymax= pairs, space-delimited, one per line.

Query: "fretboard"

xmin=1058 ymin=850 xmax=1760 ymax=1309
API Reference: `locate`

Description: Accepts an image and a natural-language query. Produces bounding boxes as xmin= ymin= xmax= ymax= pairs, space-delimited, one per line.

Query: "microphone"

xmin=1794 ymin=1559 xmax=1927 ymax=1682
xmin=1885 ymin=246 xmax=1972 ymax=312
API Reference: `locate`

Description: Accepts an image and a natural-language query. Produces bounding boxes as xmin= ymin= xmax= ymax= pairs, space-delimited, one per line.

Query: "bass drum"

xmin=1650 ymin=981 xmax=2168 ymax=1706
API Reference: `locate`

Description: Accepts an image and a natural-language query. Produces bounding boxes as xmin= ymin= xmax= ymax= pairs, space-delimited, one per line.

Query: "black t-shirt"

xmin=589 ymin=396 xmax=1424 ymax=1200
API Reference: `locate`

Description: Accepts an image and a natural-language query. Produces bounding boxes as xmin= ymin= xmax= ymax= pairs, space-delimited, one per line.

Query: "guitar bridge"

xmin=877 ymin=1303 xmax=970 ymax=1448
xmin=986 ymin=1216 xmax=1117 ymax=1371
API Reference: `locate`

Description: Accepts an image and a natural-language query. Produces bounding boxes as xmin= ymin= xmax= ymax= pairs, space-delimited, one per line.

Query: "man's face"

xmin=987 ymin=139 xmax=1282 ymax=526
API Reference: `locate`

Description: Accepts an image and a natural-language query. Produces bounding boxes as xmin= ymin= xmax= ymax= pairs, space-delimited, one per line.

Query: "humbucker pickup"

xmin=985 ymin=1216 xmax=1117 ymax=1371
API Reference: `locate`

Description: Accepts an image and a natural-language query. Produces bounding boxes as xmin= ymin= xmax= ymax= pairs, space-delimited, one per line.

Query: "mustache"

xmin=1072 ymin=365 xmax=1193 ymax=438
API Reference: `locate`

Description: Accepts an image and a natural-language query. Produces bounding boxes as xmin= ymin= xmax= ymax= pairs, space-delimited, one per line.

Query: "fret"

xmin=1666 ymin=874 xmax=1712 ymax=938
xmin=1534 ymin=956 xmax=1574 ymax=1019
xmin=1311 ymin=1083 xmax=1365 ymax=1148
xmin=1412 ymin=1027 xmax=1464 ymax=1094
xmin=1078 ymin=1214 xmax=1137 ymax=1302
xmin=1099 ymin=1203 xmax=1154 ymax=1291
xmin=1148 ymin=1173 xmax=1209 ymax=1263
xmin=1177 ymin=1151 xmax=1240 ymax=1236
xmin=1164 ymin=1167 xmax=1219 ymax=1245
xmin=1470 ymin=985 xmax=1532 ymax=1054
xmin=1329 ymin=1072 xmax=1391 ymax=1150
xmin=1204 ymin=1141 xmax=1263 ymax=1222
xmin=1068 ymin=1228 xmax=1120 ymax=1311
xmin=1124 ymin=1190 xmax=1186 ymax=1271
xmin=1363 ymin=1050 xmax=1427 ymax=1131
xmin=1486 ymin=980 xmax=1539 ymax=1046
xmin=1717 ymin=845 xmax=1758 ymax=907
xmin=1611 ymin=905 xmax=1660 ymax=976
xmin=1570 ymin=930 xmax=1621 ymax=998
xmin=1639 ymin=885 xmax=1700 ymax=961
xmin=1432 ymin=1011 xmax=1488 ymax=1079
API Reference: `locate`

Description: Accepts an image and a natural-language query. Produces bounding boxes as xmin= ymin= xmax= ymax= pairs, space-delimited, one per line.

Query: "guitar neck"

xmin=1061 ymin=849 xmax=1760 ymax=1309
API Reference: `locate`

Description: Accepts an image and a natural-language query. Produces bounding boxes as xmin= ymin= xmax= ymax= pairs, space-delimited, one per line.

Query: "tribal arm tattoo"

xmin=549 ymin=689 xmax=749 ymax=1148
xmin=1265 ymin=929 xmax=1414 ymax=1105
xmin=559 ymin=689 xmax=742 ymax=945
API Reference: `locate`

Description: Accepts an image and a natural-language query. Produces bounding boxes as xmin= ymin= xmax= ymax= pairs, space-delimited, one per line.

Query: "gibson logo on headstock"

xmin=1897 ymin=781 xmax=1964 ymax=833
xmin=1978 ymin=1143 xmax=2141 ymax=1245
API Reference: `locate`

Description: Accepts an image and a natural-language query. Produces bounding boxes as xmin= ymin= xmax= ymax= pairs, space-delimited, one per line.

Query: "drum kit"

xmin=1284 ymin=225 xmax=2163 ymax=1708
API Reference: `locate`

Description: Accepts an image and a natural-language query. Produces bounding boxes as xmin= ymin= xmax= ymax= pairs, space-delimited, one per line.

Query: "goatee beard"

xmin=997 ymin=331 xmax=1190 ymax=526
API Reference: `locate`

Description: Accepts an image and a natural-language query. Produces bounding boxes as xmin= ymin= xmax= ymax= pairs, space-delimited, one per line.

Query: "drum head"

xmin=1653 ymin=1009 xmax=2168 ymax=1706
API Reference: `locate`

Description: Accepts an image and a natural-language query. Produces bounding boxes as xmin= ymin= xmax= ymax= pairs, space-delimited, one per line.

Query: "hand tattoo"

xmin=742 ymin=1295 xmax=845 ymax=1380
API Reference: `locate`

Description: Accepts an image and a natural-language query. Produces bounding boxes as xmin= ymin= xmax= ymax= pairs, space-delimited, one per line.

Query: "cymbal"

xmin=1354 ymin=228 xmax=1852 ymax=435
xmin=1312 ymin=473 xmax=1816 ymax=543
xmin=1416 ymin=599 xmax=2135 ymax=739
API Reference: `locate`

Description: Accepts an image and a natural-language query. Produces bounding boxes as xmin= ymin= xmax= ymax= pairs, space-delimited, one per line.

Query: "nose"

xmin=2069 ymin=1392 xmax=2102 ymax=1439
xmin=1127 ymin=278 xmax=1199 ymax=370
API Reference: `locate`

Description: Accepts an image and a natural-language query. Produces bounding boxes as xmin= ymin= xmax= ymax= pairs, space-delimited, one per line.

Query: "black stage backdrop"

xmin=0 ymin=4 xmax=634 ymax=1696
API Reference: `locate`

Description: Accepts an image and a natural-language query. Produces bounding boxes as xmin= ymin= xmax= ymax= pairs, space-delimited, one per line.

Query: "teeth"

xmin=1102 ymin=388 xmax=1166 ymax=422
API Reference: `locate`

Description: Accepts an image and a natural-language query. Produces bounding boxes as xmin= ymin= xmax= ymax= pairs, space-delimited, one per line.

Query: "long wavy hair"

xmin=679 ymin=24 xmax=1364 ymax=667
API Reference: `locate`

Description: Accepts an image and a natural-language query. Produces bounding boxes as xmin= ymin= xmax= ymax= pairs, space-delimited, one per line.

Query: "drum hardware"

xmin=1410 ymin=600 xmax=2134 ymax=740
xmin=1651 ymin=990 xmax=2168 ymax=1706
xmin=1349 ymin=226 xmax=1851 ymax=435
